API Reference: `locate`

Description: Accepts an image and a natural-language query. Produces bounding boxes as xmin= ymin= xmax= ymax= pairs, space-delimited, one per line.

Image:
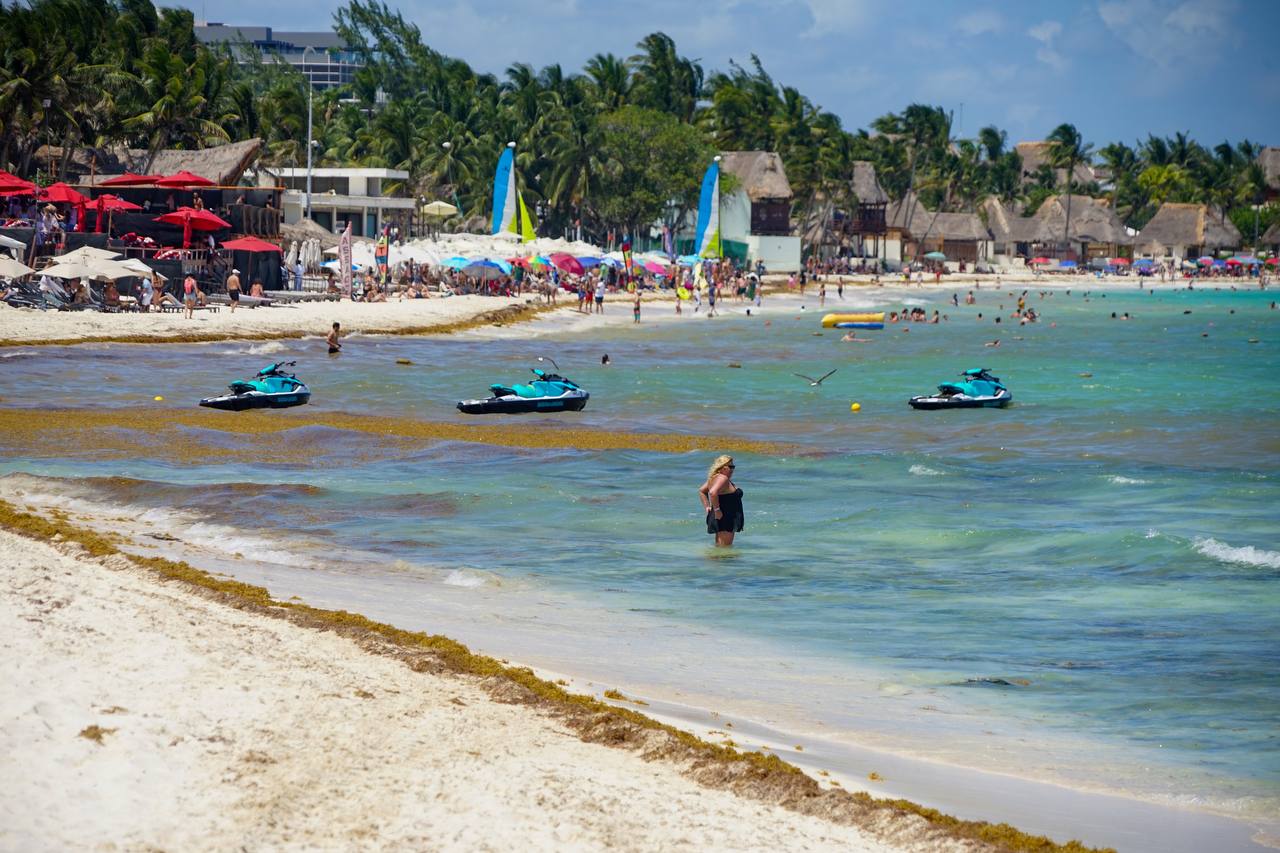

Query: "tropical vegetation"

xmin=1 ymin=0 xmax=1274 ymax=245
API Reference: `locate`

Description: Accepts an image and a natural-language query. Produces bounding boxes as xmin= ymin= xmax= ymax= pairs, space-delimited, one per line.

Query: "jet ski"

xmin=457 ymin=368 xmax=589 ymax=415
xmin=909 ymin=368 xmax=1011 ymax=409
xmin=199 ymin=361 xmax=311 ymax=411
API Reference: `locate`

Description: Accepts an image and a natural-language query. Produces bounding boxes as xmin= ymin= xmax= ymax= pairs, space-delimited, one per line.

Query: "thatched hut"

xmin=718 ymin=151 xmax=800 ymax=270
xmin=979 ymin=197 xmax=1049 ymax=257
xmin=886 ymin=192 xmax=991 ymax=264
xmin=1031 ymin=194 xmax=1130 ymax=259
xmin=1015 ymin=141 xmax=1097 ymax=187
xmin=1258 ymin=147 xmax=1280 ymax=201
xmin=1135 ymin=203 xmax=1241 ymax=259
xmin=1260 ymin=220 xmax=1280 ymax=250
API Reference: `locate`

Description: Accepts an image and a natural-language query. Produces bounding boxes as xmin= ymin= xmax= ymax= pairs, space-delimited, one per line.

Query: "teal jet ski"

xmin=909 ymin=368 xmax=1011 ymax=409
xmin=199 ymin=361 xmax=311 ymax=411
xmin=457 ymin=367 xmax=589 ymax=415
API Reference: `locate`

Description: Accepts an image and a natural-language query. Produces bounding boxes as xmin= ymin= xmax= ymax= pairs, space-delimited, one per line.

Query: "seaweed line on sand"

xmin=0 ymin=408 xmax=797 ymax=456
xmin=0 ymin=301 xmax=555 ymax=348
xmin=0 ymin=499 xmax=1110 ymax=853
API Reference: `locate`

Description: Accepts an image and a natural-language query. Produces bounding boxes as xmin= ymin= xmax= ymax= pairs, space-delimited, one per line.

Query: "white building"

xmin=717 ymin=151 xmax=801 ymax=272
xmin=264 ymin=167 xmax=416 ymax=237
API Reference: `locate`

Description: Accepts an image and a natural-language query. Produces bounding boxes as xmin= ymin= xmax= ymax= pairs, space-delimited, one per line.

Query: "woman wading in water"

xmin=699 ymin=454 xmax=744 ymax=547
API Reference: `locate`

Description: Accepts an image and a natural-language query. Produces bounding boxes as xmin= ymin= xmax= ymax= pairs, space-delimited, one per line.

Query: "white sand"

xmin=0 ymin=529 xmax=923 ymax=851
xmin=0 ymin=294 xmax=533 ymax=344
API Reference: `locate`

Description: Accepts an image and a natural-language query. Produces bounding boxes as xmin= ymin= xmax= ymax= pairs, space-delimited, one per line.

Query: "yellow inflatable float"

xmin=821 ymin=312 xmax=886 ymax=329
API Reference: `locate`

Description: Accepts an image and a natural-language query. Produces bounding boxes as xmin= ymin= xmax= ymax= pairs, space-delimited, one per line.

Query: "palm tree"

xmin=584 ymin=53 xmax=630 ymax=110
xmin=1047 ymin=123 xmax=1094 ymax=256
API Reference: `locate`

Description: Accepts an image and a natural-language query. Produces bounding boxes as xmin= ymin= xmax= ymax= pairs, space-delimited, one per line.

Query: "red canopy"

xmin=1109 ymin=257 xmax=1130 ymax=265
xmin=155 ymin=170 xmax=215 ymax=188
xmin=507 ymin=257 xmax=532 ymax=269
xmin=1030 ymin=257 xmax=1053 ymax=265
xmin=221 ymin=236 xmax=281 ymax=253
xmin=0 ymin=170 xmax=36 ymax=193
xmin=99 ymin=173 xmax=161 ymax=186
xmin=96 ymin=194 xmax=142 ymax=212
xmin=39 ymin=182 xmax=89 ymax=204
xmin=156 ymin=207 xmax=230 ymax=230
xmin=549 ymin=252 xmax=584 ymax=275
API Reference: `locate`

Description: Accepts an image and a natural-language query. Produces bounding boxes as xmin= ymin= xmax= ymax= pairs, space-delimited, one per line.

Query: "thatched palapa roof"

xmin=79 ymin=139 xmax=264 ymax=187
xmin=887 ymin=192 xmax=989 ymax=241
xmin=1260 ymin=220 xmax=1280 ymax=247
xmin=1032 ymin=195 xmax=1129 ymax=245
xmin=1015 ymin=141 xmax=1096 ymax=186
xmin=979 ymin=197 xmax=1049 ymax=243
xmin=1135 ymin=203 xmax=1241 ymax=252
xmin=850 ymin=161 xmax=887 ymax=204
xmin=719 ymin=151 xmax=793 ymax=201
xmin=1257 ymin=147 xmax=1280 ymax=191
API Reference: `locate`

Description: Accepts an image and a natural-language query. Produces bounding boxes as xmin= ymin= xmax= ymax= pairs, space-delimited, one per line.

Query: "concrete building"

xmin=195 ymin=24 xmax=361 ymax=89
xmin=717 ymin=151 xmax=801 ymax=272
xmin=263 ymin=167 xmax=415 ymax=237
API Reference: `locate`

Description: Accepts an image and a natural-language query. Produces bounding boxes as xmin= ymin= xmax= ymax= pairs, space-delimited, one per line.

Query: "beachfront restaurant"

xmin=802 ymin=161 xmax=889 ymax=264
xmin=884 ymin=192 xmax=992 ymax=268
xmin=1134 ymin=202 xmax=1242 ymax=262
xmin=1028 ymin=194 xmax=1131 ymax=262
xmin=267 ymin=167 xmax=417 ymax=238
xmin=716 ymin=151 xmax=802 ymax=272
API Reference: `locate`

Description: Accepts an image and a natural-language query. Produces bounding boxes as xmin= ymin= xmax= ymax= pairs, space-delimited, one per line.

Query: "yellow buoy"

xmin=153 ymin=395 xmax=164 ymax=401
xmin=850 ymin=402 xmax=861 ymax=412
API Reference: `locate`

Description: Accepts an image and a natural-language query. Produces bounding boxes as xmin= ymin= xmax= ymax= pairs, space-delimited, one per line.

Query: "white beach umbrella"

xmin=116 ymin=258 xmax=166 ymax=280
xmin=41 ymin=260 xmax=105 ymax=279
xmin=54 ymin=245 xmax=123 ymax=265
xmin=0 ymin=234 xmax=26 ymax=251
xmin=0 ymin=256 xmax=35 ymax=277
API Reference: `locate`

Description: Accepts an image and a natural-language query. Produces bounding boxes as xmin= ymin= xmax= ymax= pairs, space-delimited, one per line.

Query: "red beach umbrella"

xmin=99 ymin=173 xmax=161 ymax=186
xmin=96 ymin=194 xmax=142 ymax=212
xmin=1030 ymin=256 xmax=1052 ymax=265
xmin=156 ymin=207 xmax=230 ymax=230
xmin=155 ymin=170 xmax=215 ymax=188
xmin=507 ymin=256 xmax=532 ymax=269
xmin=549 ymin=252 xmax=585 ymax=275
xmin=1109 ymin=257 xmax=1130 ymax=265
xmin=1267 ymin=258 xmax=1278 ymax=266
xmin=1224 ymin=258 xmax=1242 ymax=266
xmin=0 ymin=170 xmax=36 ymax=193
xmin=642 ymin=259 xmax=669 ymax=275
xmin=39 ymin=182 xmax=89 ymax=204
xmin=221 ymin=236 xmax=282 ymax=253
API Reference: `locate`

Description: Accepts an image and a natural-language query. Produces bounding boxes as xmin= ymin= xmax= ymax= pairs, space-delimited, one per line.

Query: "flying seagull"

xmin=793 ymin=368 xmax=838 ymax=387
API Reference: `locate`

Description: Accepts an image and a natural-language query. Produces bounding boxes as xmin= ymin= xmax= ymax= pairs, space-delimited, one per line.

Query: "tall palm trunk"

xmin=1062 ymin=157 xmax=1075 ymax=258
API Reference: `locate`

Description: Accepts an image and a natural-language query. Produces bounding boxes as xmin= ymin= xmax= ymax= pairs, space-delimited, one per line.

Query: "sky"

xmin=183 ymin=0 xmax=1280 ymax=149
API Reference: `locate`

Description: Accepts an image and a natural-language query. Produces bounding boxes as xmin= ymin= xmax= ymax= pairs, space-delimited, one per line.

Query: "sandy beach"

xmin=0 ymin=518 xmax=1001 ymax=852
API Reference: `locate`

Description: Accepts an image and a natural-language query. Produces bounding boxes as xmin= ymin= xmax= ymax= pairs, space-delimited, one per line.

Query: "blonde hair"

xmin=707 ymin=454 xmax=734 ymax=480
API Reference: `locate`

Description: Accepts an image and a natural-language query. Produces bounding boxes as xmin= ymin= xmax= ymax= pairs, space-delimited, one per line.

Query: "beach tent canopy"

xmin=221 ymin=236 xmax=282 ymax=253
xmin=0 ymin=170 xmax=36 ymax=193
xmin=39 ymin=182 xmax=89 ymax=204
xmin=99 ymin=173 xmax=161 ymax=186
xmin=155 ymin=170 xmax=215 ymax=188
xmin=95 ymin=194 xmax=142 ymax=212
xmin=0 ymin=256 xmax=34 ymax=277
xmin=156 ymin=207 xmax=230 ymax=230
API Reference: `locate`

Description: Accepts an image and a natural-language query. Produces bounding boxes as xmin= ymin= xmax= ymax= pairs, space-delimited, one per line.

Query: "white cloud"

xmin=957 ymin=9 xmax=1003 ymax=36
xmin=1028 ymin=20 xmax=1063 ymax=43
xmin=1027 ymin=19 xmax=1066 ymax=72
xmin=801 ymin=0 xmax=872 ymax=37
xmin=1097 ymin=0 xmax=1238 ymax=67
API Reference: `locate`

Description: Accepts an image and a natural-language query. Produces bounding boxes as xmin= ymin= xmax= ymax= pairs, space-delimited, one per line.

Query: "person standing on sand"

xmin=326 ymin=322 xmax=342 ymax=354
xmin=594 ymin=277 xmax=606 ymax=314
xmin=699 ymin=454 xmax=744 ymax=547
xmin=182 ymin=274 xmax=197 ymax=319
xmin=226 ymin=268 xmax=241 ymax=313
xmin=819 ymin=281 xmax=826 ymax=306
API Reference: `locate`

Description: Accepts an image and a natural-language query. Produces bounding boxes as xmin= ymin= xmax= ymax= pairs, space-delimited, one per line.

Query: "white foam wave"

xmin=1145 ymin=528 xmax=1160 ymax=539
xmin=909 ymin=465 xmax=943 ymax=477
xmin=0 ymin=349 xmax=36 ymax=359
xmin=1107 ymin=475 xmax=1149 ymax=485
xmin=245 ymin=341 xmax=286 ymax=355
xmin=442 ymin=569 xmax=488 ymax=588
xmin=1193 ymin=537 xmax=1280 ymax=569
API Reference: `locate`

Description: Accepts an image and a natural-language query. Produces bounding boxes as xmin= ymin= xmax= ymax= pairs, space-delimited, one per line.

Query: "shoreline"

xmin=0 ymin=500 xmax=1104 ymax=853
xmin=1 ymin=271 xmax=1235 ymax=348
xmin=2 ymin=476 xmax=1274 ymax=852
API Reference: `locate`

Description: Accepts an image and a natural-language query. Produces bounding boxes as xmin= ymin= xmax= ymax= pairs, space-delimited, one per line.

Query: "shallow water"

xmin=3 ymin=283 xmax=1278 ymax=833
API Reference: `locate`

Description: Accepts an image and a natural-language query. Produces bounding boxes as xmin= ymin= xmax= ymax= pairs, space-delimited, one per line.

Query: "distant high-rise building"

xmin=194 ymin=23 xmax=361 ymax=89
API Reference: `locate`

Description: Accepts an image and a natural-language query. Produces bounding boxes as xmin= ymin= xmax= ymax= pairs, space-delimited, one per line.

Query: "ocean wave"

xmin=1107 ymin=475 xmax=1149 ymax=485
xmin=909 ymin=464 xmax=943 ymax=476
xmin=442 ymin=569 xmax=489 ymax=588
xmin=0 ymin=349 xmax=36 ymax=359
xmin=1193 ymin=537 xmax=1280 ymax=569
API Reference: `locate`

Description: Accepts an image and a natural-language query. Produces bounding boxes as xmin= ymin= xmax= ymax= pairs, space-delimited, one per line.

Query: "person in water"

xmin=326 ymin=321 xmax=342 ymax=354
xmin=698 ymin=454 xmax=744 ymax=547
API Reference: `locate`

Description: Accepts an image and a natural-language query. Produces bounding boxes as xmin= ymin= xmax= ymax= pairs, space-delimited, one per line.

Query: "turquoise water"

xmin=2 ymin=284 xmax=1278 ymax=826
